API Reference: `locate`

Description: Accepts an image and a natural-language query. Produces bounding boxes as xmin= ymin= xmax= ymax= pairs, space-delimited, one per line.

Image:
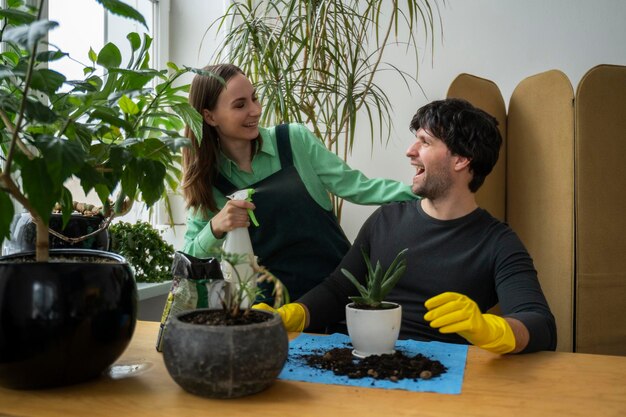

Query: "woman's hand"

xmin=210 ymin=199 xmax=256 ymax=238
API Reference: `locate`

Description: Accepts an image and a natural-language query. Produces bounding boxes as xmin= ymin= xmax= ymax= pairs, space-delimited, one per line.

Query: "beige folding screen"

xmin=507 ymin=70 xmax=575 ymax=352
xmin=575 ymin=64 xmax=626 ymax=355
xmin=447 ymin=74 xmax=507 ymax=221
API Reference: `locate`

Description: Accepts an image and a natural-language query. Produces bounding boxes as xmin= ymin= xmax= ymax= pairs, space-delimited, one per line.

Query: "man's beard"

xmin=412 ymin=165 xmax=453 ymax=200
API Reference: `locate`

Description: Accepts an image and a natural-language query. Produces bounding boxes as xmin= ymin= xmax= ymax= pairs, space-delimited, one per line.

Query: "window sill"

xmin=137 ymin=281 xmax=172 ymax=301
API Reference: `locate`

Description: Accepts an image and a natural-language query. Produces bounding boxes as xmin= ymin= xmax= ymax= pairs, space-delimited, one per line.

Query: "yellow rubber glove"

xmin=252 ymin=303 xmax=306 ymax=332
xmin=424 ymin=292 xmax=516 ymax=354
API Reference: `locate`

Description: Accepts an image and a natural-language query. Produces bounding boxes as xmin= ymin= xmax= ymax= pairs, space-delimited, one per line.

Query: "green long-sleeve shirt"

xmin=183 ymin=123 xmax=416 ymax=256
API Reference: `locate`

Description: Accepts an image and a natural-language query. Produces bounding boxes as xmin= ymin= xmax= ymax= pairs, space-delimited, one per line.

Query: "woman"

xmin=182 ymin=63 xmax=415 ymax=302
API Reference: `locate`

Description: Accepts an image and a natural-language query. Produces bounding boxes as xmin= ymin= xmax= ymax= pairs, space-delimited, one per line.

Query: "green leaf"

xmin=3 ymin=20 xmax=58 ymax=50
xmin=370 ymin=260 xmax=384 ymax=302
xmin=59 ymin=187 xmax=74 ymax=228
xmin=383 ymin=248 xmax=409 ymax=281
xmin=341 ymin=268 xmax=369 ymax=299
xmin=120 ymin=161 xmax=138 ymax=202
xmin=76 ymin=164 xmax=109 ymax=197
xmin=96 ymin=0 xmax=148 ymax=29
xmin=34 ymin=136 xmax=87 ymax=182
xmin=24 ymin=99 xmax=57 ymax=123
xmin=137 ymin=159 xmax=166 ymax=206
xmin=94 ymin=184 xmax=112 ymax=206
xmin=119 ymin=94 xmax=139 ymax=115
xmin=0 ymin=190 xmax=15 ymax=242
xmin=97 ymin=42 xmax=122 ymax=69
xmin=380 ymin=264 xmax=407 ymax=300
xmin=29 ymin=68 xmax=66 ymax=95
xmin=88 ymin=47 xmax=98 ymax=63
xmin=127 ymin=32 xmax=141 ymax=51
xmin=0 ymin=50 xmax=20 ymax=66
xmin=172 ymin=103 xmax=203 ymax=142
xmin=0 ymin=8 xmax=37 ymax=25
xmin=18 ymin=157 xmax=57 ymax=224
xmin=88 ymin=107 xmax=134 ymax=132
xmin=36 ymin=50 xmax=67 ymax=63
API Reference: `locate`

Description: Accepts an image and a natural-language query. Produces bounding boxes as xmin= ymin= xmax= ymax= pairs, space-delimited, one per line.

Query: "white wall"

xmin=169 ymin=0 xmax=626 ymax=242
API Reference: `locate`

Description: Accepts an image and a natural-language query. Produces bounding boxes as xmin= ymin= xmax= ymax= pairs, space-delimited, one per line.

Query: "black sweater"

xmin=298 ymin=200 xmax=557 ymax=353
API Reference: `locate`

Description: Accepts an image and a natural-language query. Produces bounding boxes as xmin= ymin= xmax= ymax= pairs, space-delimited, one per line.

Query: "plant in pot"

xmin=0 ymin=0 xmax=204 ymax=389
xmin=109 ymin=220 xmax=175 ymax=283
xmin=161 ymin=251 xmax=289 ymax=399
xmin=342 ymin=247 xmax=408 ymax=358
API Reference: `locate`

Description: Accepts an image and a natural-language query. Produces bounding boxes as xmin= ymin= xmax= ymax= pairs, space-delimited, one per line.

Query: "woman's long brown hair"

xmin=181 ymin=64 xmax=260 ymax=216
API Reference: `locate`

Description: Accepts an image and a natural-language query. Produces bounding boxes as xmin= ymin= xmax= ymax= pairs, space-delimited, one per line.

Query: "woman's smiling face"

xmin=203 ymin=73 xmax=262 ymax=144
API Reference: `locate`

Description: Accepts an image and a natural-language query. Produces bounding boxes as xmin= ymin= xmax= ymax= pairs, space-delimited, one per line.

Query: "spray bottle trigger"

xmin=245 ymin=189 xmax=260 ymax=227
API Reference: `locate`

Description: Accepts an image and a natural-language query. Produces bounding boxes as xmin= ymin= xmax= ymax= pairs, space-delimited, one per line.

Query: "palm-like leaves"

xmin=341 ymin=247 xmax=408 ymax=308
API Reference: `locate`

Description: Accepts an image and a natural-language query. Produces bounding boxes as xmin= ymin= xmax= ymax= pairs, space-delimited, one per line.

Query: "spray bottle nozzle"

xmin=227 ymin=189 xmax=259 ymax=227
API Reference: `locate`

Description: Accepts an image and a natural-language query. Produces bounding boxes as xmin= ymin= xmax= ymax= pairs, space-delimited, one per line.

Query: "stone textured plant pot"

xmin=162 ymin=308 xmax=288 ymax=399
xmin=346 ymin=302 xmax=402 ymax=358
xmin=0 ymin=249 xmax=137 ymax=389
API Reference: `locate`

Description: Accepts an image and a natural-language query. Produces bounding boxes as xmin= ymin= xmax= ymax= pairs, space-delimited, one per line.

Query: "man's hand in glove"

xmin=424 ymin=292 xmax=516 ymax=354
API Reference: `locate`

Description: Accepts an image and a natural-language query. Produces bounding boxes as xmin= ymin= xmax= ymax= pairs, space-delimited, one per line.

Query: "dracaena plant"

xmin=0 ymin=0 xmax=206 ymax=261
xmin=341 ymin=247 xmax=408 ymax=308
xmin=210 ymin=0 xmax=441 ymax=221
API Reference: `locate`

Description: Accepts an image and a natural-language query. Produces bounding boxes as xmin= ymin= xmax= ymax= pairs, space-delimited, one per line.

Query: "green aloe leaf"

xmin=341 ymin=268 xmax=369 ymax=299
xmin=380 ymin=264 xmax=407 ymax=300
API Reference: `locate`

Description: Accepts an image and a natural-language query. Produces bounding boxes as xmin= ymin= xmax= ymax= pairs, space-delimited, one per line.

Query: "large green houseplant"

xmin=0 ymin=0 xmax=204 ymax=261
xmin=210 ymin=0 xmax=441 ymax=219
xmin=0 ymin=0 xmax=204 ymax=389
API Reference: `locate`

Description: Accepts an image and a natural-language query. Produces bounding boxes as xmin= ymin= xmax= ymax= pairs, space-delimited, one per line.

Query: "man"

xmin=256 ymin=98 xmax=557 ymax=354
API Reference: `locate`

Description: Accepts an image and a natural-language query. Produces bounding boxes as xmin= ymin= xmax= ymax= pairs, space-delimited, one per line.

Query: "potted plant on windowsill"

xmin=342 ymin=247 xmax=408 ymax=358
xmin=0 ymin=0 xmax=205 ymax=389
xmin=161 ymin=251 xmax=289 ymax=399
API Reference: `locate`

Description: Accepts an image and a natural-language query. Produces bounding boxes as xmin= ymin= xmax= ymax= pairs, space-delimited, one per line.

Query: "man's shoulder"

xmin=372 ymin=200 xmax=419 ymax=219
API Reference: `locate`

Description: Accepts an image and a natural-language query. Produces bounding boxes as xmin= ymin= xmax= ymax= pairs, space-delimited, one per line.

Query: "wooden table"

xmin=1 ymin=321 xmax=625 ymax=417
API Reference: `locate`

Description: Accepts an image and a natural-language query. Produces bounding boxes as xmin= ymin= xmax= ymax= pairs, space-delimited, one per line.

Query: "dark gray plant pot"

xmin=162 ymin=308 xmax=288 ymax=399
xmin=0 ymin=249 xmax=137 ymax=389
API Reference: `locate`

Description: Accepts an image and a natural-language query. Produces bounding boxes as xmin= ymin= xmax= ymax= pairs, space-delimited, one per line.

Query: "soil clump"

xmin=301 ymin=347 xmax=447 ymax=382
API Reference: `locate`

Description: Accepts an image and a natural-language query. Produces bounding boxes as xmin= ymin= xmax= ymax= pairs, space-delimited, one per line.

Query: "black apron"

xmin=215 ymin=124 xmax=350 ymax=303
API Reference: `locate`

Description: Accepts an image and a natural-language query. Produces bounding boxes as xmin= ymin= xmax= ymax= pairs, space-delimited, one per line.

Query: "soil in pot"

xmin=181 ymin=309 xmax=270 ymax=326
xmin=300 ymin=347 xmax=446 ymax=382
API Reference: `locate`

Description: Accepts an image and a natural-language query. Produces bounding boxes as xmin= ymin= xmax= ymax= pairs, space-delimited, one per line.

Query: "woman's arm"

xmin=289 ymin=124 xmax=417 ymax=206
xmin=182 ymin=199 xmax=253 ymax=256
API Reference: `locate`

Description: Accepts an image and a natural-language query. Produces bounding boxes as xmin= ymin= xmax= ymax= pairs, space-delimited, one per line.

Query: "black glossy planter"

xmin=0 ymin=249 xmax=137 ymax=389
xmin=162 ymin=309 xmax=288 ymax=399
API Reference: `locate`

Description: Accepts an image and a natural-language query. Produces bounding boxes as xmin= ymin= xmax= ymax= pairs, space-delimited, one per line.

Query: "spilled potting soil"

xmin=300 ymin=347 xmax=447 ymax=382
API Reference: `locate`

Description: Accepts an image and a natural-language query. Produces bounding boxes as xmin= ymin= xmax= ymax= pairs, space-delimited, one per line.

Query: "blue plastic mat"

xmin=278 ymin=333 xmax=467 ymax=394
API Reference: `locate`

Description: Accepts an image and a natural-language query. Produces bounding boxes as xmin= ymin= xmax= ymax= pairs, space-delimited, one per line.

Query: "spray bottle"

xmin=221 ymin=189 xmax=260 ymax=308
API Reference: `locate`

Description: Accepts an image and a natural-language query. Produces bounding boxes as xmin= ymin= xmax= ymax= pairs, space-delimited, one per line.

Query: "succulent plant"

xmin=341 ymin=247 xmax=408 ymax=309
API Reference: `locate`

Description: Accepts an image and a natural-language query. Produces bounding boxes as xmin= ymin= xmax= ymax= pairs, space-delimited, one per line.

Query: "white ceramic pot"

xmin=345 ymin=302 xmax=402 ymax=358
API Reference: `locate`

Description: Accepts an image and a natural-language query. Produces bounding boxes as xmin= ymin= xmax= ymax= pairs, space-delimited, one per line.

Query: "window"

xmin=47 ymin=0 xmax=167 ymax=80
